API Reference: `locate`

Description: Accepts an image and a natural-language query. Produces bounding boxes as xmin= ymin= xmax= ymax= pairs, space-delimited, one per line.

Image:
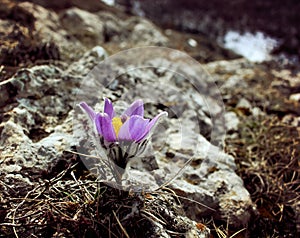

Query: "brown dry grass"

xmin=226 ymin=115 xmax=299 ymax=237
xmin=0 ymin=150 xmax=207 ymax=238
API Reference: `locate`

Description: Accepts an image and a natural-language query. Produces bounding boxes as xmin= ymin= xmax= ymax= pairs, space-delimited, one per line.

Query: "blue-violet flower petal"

xmin=118 ymin=115 xmax=149 ymax=142
xmin=104 ymin=98 xmax=115 ymax=119
xmin=95 ymin=113 xmax=117 ymax=142
xmin=79 ymin=102 xmax=97 ymax=121
xmin=123 ymin=99 xmax=144 ymax=117
xmin=136 ymin=111 xmax=168 ymax=142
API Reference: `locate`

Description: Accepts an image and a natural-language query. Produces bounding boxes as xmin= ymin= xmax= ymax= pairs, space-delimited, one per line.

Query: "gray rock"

xmin=60 ymin=7 xmax=105 ymax=47
xmin=0 ymin=53 xmax=93 ymax=173
xmin=100 ymin=15 xmax=169 ymax=48
xmin=71 ymin=47 xmax=253 ymax=228
xmin=152 ymin=128 xmax=252 ymax=228
xmin=224 ymin=111 xmax=240 ymax=131
xmin=125 ymin=17 xmax=168 ymax=46
xmin=0 ymin=3 xmax=255 ymax=235
xmin=204 ymin=59 xmax=255 ymax=87
xmin=251 ymin=107 xmax=264 ymax=117
xmin=16 ymin=2 xmax=86 ymax=60
xmin=97 ymin=11 xmax=125 ymax=40
xmin=289 ymin=93 xmax=300 ymax=102
xmin=237 ymin=98 xmax=252 ymax=109
xmin=271 ymin=69 xmax=300 ymax=88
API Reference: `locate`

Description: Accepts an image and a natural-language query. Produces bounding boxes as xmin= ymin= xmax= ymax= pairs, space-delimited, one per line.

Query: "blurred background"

xmin=116 ymin=0 xmax=300 ymax=57
xmin=8 ymin=0 xmax=300 ymax=62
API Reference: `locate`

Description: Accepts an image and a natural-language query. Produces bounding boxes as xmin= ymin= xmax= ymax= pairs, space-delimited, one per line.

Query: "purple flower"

xmin=79 ymin=98 xmax=167 ymax=143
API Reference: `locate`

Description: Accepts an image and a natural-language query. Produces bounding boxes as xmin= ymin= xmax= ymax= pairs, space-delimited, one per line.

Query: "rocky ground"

xmin=0 ymin=1 xmax=299 ymax=237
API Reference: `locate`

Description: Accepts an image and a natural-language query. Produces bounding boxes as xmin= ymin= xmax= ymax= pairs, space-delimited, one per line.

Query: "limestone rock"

xmin=125 ymin=17 xmax=168 ymax=46
xmin=60 ymin=7 xmax=105 ymax=47
xmin=0 ymin=44 xmax=110 ymax=172
xmin=0 ymin=2 xmax=258 ymax=235
xmin=224 ymin=111 xmax=240 ymax=131
xmin=71 ymin=47 xmax=254 ymax=228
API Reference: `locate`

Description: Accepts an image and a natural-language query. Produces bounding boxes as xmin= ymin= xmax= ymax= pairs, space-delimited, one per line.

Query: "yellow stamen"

xmin=112 ymin=117 xmax=123 ymax=137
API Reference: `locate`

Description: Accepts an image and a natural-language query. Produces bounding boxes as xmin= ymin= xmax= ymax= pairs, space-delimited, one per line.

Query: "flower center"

xmin=112 ymin=117 xmax=123 ymax=137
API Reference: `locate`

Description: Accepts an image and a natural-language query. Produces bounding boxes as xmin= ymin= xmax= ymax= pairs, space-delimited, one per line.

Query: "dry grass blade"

xmin=113 ymin=211 xmax=130 ymax=238
xmin=151 ymin=190 xmax=216 ymax=211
